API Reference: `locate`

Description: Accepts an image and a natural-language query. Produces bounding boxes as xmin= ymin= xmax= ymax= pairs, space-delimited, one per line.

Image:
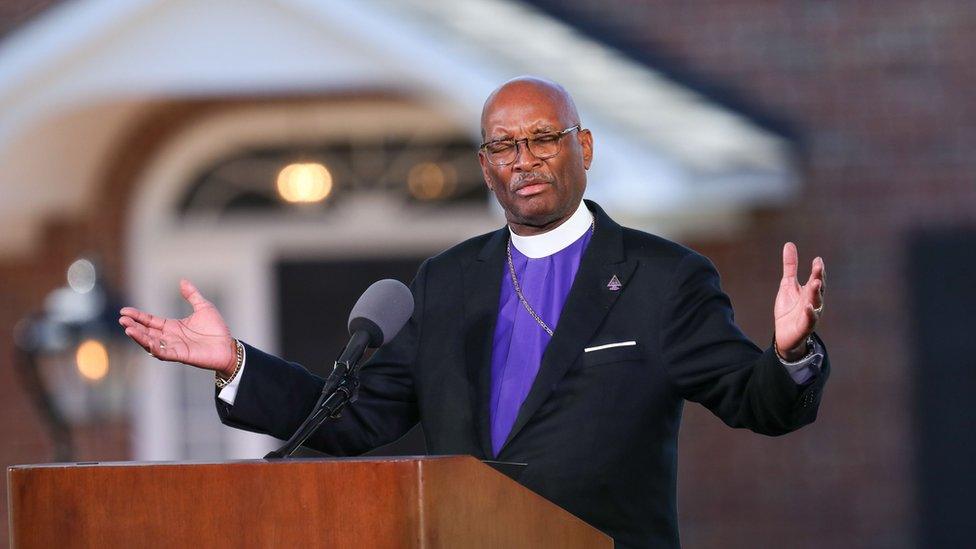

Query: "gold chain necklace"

xmin=506 ymin=219 xmax=594 ymax=337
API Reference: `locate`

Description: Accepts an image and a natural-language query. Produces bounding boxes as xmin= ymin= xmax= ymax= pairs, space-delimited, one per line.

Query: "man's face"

xmin=479 ymin=85 xmax=593 ymax=234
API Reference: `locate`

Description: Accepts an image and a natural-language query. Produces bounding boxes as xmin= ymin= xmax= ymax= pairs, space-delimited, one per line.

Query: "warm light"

xmin=76 ymin=339 xmax=109 ymax=382
xmin=276 ymin=162 xmax=333 ymax=203
xmin=407 ymin=162 xmax=457 ymax=200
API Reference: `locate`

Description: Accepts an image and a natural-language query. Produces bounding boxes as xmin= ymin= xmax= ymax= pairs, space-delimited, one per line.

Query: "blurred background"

xmin=1 ymin=1 xmax=973 ymax=547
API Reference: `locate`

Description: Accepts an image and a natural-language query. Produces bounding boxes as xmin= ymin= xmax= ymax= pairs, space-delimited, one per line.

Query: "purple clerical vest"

xmin=488 ymin=229 xmax=592 ymax=456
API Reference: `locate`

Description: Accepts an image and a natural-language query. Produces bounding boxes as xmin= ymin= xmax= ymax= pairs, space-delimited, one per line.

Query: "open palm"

xmin=119 ymin=279 xmax=237 ymax=377
xmin=774 ymin=242 xmax=825 ymax=360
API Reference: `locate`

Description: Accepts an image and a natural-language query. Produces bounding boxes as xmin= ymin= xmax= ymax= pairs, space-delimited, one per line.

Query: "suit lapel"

xmin=500 ymin=201 xmax=637 ymax=452
xmin=463 ymin=228 xmax=507 ymax=459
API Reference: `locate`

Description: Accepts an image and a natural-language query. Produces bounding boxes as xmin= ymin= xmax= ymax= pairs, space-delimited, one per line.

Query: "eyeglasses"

xmin=479 ymin=125 xmax=582 ymax=166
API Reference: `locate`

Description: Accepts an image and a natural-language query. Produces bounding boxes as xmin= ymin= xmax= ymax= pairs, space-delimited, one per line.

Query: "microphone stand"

xmin=263 ymin=359 xmax=362 ymax=459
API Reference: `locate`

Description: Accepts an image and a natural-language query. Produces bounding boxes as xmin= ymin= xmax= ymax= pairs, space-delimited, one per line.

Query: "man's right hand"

xmin=119 ymin=279 xmax=237 ymax=378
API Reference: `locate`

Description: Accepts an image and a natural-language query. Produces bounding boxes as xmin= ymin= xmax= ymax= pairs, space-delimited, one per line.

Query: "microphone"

xmin=265 ymin=279 xmax=414 ymax=459
xmin=336 ymin=279 xmax=415 ymax=368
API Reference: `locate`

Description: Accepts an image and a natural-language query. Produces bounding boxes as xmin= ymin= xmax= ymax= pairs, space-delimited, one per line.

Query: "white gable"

xmin=0 ymin=0 xmax=797 ymax=255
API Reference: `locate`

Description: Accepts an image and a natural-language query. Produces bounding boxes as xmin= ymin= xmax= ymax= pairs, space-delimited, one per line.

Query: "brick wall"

xmin=528 ymin=1 xmax=976 ymax=547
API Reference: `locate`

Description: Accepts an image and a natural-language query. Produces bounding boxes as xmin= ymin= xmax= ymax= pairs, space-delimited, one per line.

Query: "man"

xmin=120 ymin=77 xmax=828 ymax=548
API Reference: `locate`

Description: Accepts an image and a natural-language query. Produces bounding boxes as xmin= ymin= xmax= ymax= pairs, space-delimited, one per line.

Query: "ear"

xmin=478 ymin=150 xmax=494 ymax=191
xmin=579 ymin=129 xmax=594 ymax=170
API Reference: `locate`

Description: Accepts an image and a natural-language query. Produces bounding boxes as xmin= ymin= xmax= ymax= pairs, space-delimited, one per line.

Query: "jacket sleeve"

xmin=215 ymin=260 xmax=428 ymax=455
xmin=658 ymin=252 xmax=829 ymax=436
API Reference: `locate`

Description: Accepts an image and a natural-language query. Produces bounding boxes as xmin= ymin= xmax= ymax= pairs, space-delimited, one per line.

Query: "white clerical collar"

xmin=509 ymin=200 xmax=593 ymax=259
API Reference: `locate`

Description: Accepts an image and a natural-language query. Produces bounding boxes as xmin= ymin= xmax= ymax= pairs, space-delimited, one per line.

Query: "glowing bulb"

xmin=276 ymin=162 xmax=333 ymax=203
xmin=76 ymin=339 xmax=109 ymax=382
xmin=407 ymin=162 xmax=456 ymax=200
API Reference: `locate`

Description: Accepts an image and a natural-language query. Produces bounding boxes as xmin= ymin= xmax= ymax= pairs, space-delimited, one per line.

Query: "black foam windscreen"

xmin=347 ymin=279 xmax=414 ymax=346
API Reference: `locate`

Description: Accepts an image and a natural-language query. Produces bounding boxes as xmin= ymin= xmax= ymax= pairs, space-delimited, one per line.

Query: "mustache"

xmin=511 ymin=172 xmax=554 ymax=190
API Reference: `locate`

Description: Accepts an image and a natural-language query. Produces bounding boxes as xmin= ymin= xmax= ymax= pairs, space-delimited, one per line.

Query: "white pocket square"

xmin=584 ymin=341 xmax=637 ymax=353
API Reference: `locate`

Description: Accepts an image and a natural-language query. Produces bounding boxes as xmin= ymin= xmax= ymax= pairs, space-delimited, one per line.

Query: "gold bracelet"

xmin=215 ymin=339 xmax=244 ymax=388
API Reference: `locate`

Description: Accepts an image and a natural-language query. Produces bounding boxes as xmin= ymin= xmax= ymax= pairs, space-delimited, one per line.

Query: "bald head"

xmin=481 ymin=76 xmax=581 ymax=140
xmin=477 ymin=76 xmax=593 ymax=236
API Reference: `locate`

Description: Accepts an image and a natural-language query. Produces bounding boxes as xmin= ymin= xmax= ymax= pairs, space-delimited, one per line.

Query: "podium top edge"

xmin=8 ymin=454 xmax=479 ymax=471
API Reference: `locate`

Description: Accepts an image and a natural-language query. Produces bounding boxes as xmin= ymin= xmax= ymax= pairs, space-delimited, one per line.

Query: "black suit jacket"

xmin=217 ymin=200 xmax=829 ymax=548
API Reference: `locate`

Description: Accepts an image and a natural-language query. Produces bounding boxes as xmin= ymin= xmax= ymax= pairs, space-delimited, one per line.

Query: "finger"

xmin=805 ymin=303 xmax=820 ymax=326
xmin=125 ymin=325 xmax=175 ymax=360
xmin=119 ymin=316 xmax=146 ymax=334
xmin=180 ymin=279 xmax=212 ymax=312
xmin=119 ymin=307 xmax=166 ymax=330
xmin=806 ymin=279 xmax=824 ymax=310
xmin=806 ymin=256 xmax=825 ymax=287
xmin=817 ymin=257 xmax=826 ymax=293
xmin=804 ymin=265 xmax=823 ymax=304
xmin=124 ymin=325 xmax=155 ymax=354
xmin=120 ymin=314 xmax=167 ymax=339
xmin=782 ymin=242 xmax=798 ymax=281
xmin=121 ymin=316 xmax=164 ymax=339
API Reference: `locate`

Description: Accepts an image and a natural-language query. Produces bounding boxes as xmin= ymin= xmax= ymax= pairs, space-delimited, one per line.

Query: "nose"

xmin=512 ymin=139 xmax=543 ymax=172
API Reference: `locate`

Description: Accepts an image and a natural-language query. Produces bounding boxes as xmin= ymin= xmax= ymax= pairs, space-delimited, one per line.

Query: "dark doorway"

xmin=908 ymin=230 xmax=976 ymax=548
xmin=276 ymin=256 xmax=428 ymax=457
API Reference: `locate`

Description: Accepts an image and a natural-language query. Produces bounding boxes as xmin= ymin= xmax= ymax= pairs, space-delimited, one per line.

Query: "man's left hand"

xmin=774 ymin=242 xmax=825 ymax=361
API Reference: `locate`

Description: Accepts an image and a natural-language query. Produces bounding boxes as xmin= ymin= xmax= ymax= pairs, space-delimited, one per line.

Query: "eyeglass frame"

xmin=479 ymin=124 xmax=584 ymax=166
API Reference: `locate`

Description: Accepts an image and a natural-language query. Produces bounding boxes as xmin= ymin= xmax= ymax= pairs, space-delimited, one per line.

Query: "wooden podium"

xmin=8 ymin=455 xmax=612 ymax=548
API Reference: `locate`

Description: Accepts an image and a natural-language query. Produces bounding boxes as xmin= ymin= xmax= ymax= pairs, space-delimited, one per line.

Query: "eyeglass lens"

xmin=486 ymin=134 xmax=563 ymax=165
